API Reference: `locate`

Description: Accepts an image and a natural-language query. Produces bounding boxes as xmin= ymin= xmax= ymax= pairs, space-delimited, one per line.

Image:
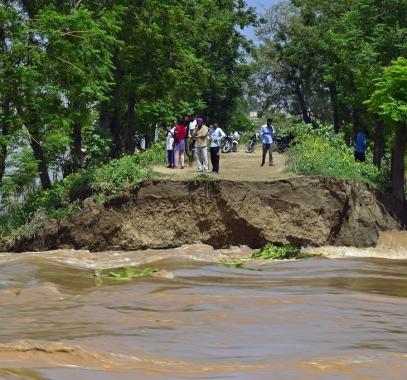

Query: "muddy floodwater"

xmin=0 ymin=232 xmax=406 ymax=379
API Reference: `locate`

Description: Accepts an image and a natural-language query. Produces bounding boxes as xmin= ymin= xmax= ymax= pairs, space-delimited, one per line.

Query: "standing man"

xmin=192 ymin=117 xmax=209 ymax=172
xmin=187 ymin=115 xmax=197 ymax=167
xmin=259 ymin=118 xmax=275 ymax=167
xmin=209 ymin=122 xmax=226 ymax=173
xmin=354 ymin=130 xmax=367 ymax=162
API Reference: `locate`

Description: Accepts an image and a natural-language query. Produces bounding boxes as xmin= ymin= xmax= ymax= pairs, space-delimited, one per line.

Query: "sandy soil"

xmin=153 ymin=145 xmax=296 ymax=181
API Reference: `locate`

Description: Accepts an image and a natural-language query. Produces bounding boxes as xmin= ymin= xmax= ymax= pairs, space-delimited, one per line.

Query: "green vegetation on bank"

xmin=0 ymin=145 xmax=165 ymax=244
xmin=285 ymin=123 xmax=389 ymax=188
xmin=254 ymin=0 xmax=407 ymax=205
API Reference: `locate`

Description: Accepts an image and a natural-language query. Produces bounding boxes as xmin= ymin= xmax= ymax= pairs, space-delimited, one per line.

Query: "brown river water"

xmin=0 ymin=232 xmax=406 ymax=379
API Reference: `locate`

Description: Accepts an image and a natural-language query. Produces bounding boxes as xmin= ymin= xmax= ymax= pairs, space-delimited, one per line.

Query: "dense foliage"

xmin=0 ymin=0 xmax=256 ymax=197
xmin=286 ymin=123 xmax=389 ymax=187
xmin=254 ymin=0 xmax=407 ymax=205
xmin=0 ymin=145 xmax=165 ymax=243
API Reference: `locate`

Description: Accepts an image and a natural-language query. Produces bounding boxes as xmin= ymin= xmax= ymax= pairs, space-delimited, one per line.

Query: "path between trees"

xmin=154 ymin=146 xmax=296 ymax=181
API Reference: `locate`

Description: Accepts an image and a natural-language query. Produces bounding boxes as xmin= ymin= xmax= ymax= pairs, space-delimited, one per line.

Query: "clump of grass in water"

xmin=251 ymin=243 xmax=313 ymax=260
xmin=94 ymin=267 xmax=158 ymax=280
xmin=218 ymin=244 xmax=313 ymax=269
xmin=218 ymin=259 xmax=245 ymax=269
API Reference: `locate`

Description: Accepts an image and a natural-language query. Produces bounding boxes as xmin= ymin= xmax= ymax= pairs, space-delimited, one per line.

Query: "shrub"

xmin=286 ymin=123 xmax=389 ymax=188
xmin=0 ymin=144 xmax=166 ymax=241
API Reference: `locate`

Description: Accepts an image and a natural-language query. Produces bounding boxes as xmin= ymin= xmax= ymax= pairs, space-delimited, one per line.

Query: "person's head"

xmin=183 ymin=115 xmax=191 ymax=122
xmin=196 ymin=117 xmax=204 ymax=127
xmin=267 ymin=118 xmax=273 ymax=126
xmin=213 ymin=122 xmax=219 ymax=128
xmin=177 ymin=118 xmax=184 ymax=126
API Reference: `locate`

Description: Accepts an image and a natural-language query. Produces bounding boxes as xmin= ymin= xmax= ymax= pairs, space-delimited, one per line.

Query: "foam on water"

xmin=304 ymin=231 xmax=407 ymax=260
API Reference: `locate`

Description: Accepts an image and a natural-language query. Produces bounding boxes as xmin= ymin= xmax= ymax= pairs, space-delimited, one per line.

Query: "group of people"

xmin=165 ymin=116 xmax=226 ymax=173
xmin=165 ymin=116 xmax=278 ymax=172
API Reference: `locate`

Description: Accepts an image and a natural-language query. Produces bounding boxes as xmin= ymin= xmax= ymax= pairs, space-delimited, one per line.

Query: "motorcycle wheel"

xmin=222 ymin=141 xmax=232 ymax=153
xmin=245 ymin=140 xmax=256 ymax=153
xmin=276 ymin=143 xmax=285 ymax=153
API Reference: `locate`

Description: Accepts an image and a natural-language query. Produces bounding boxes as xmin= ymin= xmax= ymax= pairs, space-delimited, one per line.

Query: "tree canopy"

xmin=0 ymin=0 xmax=257 ymax=195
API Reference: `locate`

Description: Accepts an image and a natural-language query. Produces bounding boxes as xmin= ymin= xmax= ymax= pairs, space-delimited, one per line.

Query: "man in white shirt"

xmin=259 ymin=118 xmax=275 ymax=166
xmin=209 ymin=122 xmax=226 ymax=173
xmin=187 ymin=115 xmax=197 ymax=167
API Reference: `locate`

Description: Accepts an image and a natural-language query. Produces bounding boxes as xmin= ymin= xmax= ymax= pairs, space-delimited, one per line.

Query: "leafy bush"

xmin=0 ymin=144 xmax=166 ymax=240
xmin=286 ymin=123 xmax=389 ymax=188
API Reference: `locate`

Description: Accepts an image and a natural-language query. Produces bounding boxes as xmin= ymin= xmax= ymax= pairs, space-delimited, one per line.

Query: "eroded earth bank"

xmin=5 ymin=176 xmax=401 ymax=253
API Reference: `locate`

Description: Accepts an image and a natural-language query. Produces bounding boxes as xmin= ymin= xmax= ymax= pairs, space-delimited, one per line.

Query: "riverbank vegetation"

xmin=285 ymin=123 xmax=389 ymax=188
xmin=254 ymin=0 xmax=407 ymax=207
xmin=0 ymin=145 xmax=165 ymax=244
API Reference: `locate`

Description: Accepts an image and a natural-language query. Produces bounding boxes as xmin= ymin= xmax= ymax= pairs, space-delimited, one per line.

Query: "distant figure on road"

xmin=354 ymin=131 xmax=367 ymax=162
xmin=209 ymin=122 xmax=226 ymax=173
xmin=259 ymin=118 xmax=275 ymax=167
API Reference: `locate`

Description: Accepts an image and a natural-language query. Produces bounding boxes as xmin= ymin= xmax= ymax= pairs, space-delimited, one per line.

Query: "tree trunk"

xmin=124 ymin=83 xmax=136 ymax=154
xmin=72 ymin=122 xmax=84 ymax=172
xmin=373 ymin=119 xmax=385 ymax=168
xmin=329 ymin=83 xmax=340 ymax=133
xmin=30 ymin=137 xmax=52 ymax=190
xmin=0 ymin=99 xmax=9 ymax=184
xmin=71 ymin=103 xmax=84 ymax=173
xmin=57 ymin=0 xmax=65 ymax=11
xmin=0 ymin=25 xmax=9 ymax=184
xmin=390 ymin=125 xmax=406 ymax=204
xmin=109 ymin=53 xmax=122 ymax=158
xmin=294 ymin=81 xmax=312 ymax=124
xmin=352 ymin=107 xmax=362 ymax=134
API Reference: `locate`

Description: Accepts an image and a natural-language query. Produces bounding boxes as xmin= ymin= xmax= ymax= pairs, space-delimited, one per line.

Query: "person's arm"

xmin=191 ymin=128 xmax=197 ymax=141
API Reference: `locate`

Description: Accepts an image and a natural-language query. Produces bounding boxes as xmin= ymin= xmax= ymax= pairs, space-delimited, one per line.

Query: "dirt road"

xmin=154 ymin=145 xmax=296 ymax=181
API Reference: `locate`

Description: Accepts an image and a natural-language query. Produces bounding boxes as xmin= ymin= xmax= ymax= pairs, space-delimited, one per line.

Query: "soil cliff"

xmin=6 ymin=176 xmax=400 ymax=252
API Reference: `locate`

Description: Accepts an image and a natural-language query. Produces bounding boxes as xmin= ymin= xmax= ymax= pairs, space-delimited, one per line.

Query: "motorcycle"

xmin=221 ymin=135 xmax=233 ymax=153
xmin=273 ymin=133 xmax=295 ymax=153
xmin=245 ymin=132 xmax=259 ymax=153
xmin=245 ymin=132 xmax=294 ymax=153
xmin=221 ymin=133 xmax=240 ymax=153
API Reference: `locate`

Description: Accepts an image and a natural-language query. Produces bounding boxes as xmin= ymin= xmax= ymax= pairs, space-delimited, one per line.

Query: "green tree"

xmin=366 ymin=57 xmax=407 ymax=204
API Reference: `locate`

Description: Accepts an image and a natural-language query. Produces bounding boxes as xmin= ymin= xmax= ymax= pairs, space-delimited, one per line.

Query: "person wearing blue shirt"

xmin=209 ymin=122 xmax=226 ymax=173
xmin=354 ymin=131 xmax=367 ymax=162
xmin=259 ymin=118 xmax=275 ymax=166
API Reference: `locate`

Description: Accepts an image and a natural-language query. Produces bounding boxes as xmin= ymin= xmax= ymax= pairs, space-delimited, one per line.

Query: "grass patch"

xmin=286 ymin=123 xmax=389 ymax=188
xmin=0 ymin=144 xmax=166 ymax=244
xmin=191 ymin=173 xmax=219 ymax=183
xmin=251 ymin=243 xmax=313 ymax=260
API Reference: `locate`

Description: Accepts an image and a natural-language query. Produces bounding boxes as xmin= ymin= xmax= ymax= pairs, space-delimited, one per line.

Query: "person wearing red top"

xmin=174 ymin=120 xmax=186 ymax=169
